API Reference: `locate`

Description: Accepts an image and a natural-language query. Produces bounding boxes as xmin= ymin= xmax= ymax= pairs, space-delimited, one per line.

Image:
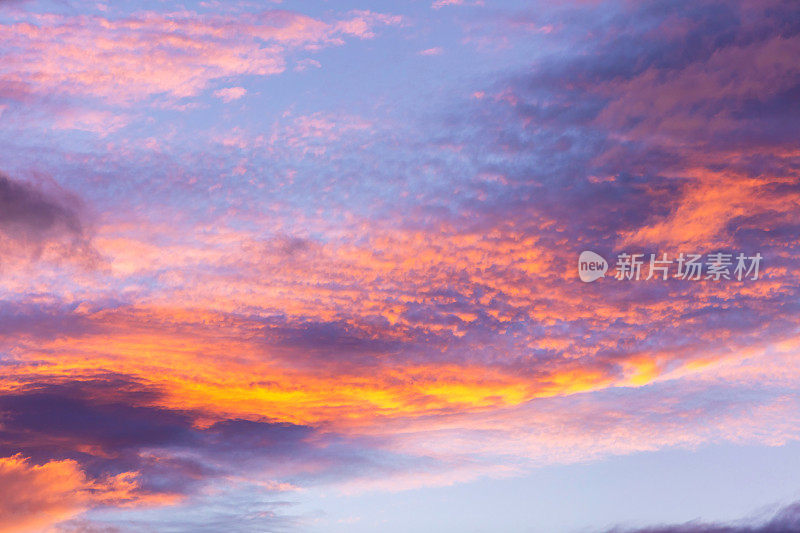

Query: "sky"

xmin=0 ymin=0 xmax=799 ymax=531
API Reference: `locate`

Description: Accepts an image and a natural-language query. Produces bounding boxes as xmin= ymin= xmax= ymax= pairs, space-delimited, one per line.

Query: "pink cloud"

xmin=419 ymin=47 xmax=444 ymax=56
xmin=294 ymin=58 xmax=322 ymax=72
xmin=0 ymin=9 xmax=402 ymax=105
xmin=433 ymin=0 xmax=465 ymax=8
xmin=334 ymin=10 xmax=403 ymax=39
xmin=0 ymin=455 xmax=164 ymax=533
xmin=432 ymin=0 xmax=484 ymax=9
xmin=213 ymin=86 xmax=247 ymax=103
xmin=51 ymin=108 xmax=130 ymax=135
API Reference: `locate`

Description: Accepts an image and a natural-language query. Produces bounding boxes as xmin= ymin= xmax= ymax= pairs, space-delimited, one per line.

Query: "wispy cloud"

xmin=0 ymin=9 xmax=402 ymax=105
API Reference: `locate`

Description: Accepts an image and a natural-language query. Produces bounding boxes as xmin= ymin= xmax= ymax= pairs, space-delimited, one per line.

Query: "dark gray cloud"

xmin=432 ymin=0 xmax=800 ymax=248
xmin=609 ymin=501 xmax=800 ymax=532
xmin=0 ymin=173 xmax=81 ymax=234
xmin=0 ymin=377 xmax=309 ymax=491
xmin=0 ymin=301 xmax=100 ymax=339
xmin=0 ymin=375 xmax=406 ymax=500
xmin=0 ymin=172 xmax=98 ymax=263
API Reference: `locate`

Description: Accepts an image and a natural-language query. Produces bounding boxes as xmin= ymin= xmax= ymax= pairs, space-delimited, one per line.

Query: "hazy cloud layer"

xmin=0 ymin=0 xmax=797 ymax=530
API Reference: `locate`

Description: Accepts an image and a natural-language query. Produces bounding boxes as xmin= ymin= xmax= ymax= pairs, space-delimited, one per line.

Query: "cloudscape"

xmin=1 ymin=0 xmax=799 ymax=531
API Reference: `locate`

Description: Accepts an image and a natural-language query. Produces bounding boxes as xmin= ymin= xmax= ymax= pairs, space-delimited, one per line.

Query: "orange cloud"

xmin=0 ymin=455 xmax=165 ymax=533
xmin=619 ymin=167 xmax=800 ymax=250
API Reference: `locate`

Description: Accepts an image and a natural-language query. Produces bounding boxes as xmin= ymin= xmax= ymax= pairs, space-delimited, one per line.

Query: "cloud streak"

xmin=0 ymin=8 xmax=401 ymax=105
